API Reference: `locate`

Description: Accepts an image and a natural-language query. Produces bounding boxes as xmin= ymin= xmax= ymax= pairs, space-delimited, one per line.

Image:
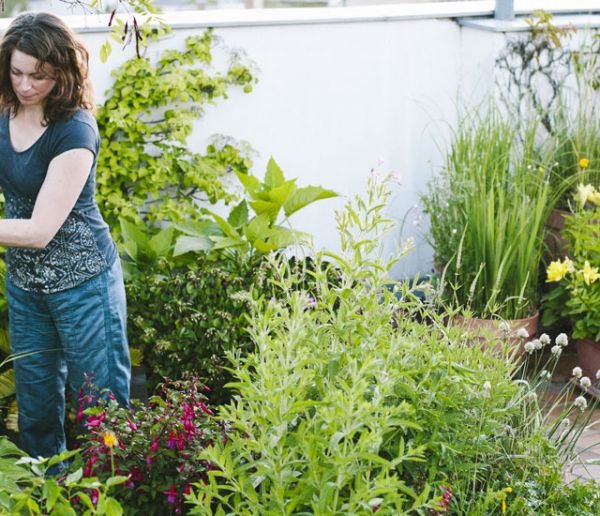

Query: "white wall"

xmin=2 ymin=4 xmax=597 ymax=278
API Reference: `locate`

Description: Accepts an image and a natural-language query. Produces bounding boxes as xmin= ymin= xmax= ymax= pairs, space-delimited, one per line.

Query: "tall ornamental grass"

xmin=424 ymin=107 xmax=555 ymax=319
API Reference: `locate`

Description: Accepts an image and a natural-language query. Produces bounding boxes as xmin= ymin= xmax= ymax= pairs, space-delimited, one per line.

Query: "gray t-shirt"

xmin=0 ymin=109 xmax=117 ymax=293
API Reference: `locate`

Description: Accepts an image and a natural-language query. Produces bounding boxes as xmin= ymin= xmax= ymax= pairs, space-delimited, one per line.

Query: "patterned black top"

xmin=0 ymin=110 xmax=117 ymax=293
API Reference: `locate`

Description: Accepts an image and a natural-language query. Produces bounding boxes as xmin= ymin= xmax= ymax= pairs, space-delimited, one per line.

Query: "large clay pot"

xmin=544 ymin=208 xmax=571 ymax=260
xmin=576 ymin=338 xmax=600 ymax=384
xmin=452 ymin=311 xmax=539 ymax=356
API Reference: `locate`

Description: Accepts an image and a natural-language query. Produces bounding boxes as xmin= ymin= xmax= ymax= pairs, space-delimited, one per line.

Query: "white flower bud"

xmin=556 ymin=333 xmax=569 ymax=347
xmin=516 ymin=328 xmax=529 ymax=339
xmin=539 ymin=333 xmax=551 ymax=346
xmin=574 ymin=396 xmax=587 ymax=411
xmin=498 ymin=321 xmax=511 ymax=333
xmin=524 ymin=341 xmax=535 ymax=354
xmin=533 ymin=339 xmax=543 ymax=350
xmin=572 ymin=367 xmax=583 ymax=378
xmin=551 ymin=345 xmax=562 ymax=356
xmin=581 ymin=377 xmax=592 ymax=389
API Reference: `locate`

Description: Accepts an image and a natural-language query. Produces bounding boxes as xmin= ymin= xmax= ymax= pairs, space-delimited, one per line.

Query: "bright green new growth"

xmin=96 ymin=29 xmax=256 ymax=234
xmin=174 ymin=157 xmax=338 ymax=258
xmin=424 ymin=106 xmax=554 ymax=319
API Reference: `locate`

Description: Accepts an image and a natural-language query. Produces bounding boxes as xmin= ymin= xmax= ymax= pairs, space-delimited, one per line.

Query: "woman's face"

xmin=9 ymin=49 xmax=56 ymax=108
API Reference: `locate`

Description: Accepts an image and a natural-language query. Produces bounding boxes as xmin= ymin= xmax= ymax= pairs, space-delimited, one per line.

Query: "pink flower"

xmin=86 ymin=412 xmax=106 ymax=427
xmin=168 ymin=430 xmax=176 ymax=449
xmin=149 ymin=435 xmax=158 ymax=452
xmin=127 ymin=418 xmax=137 ymax=431
xmin=76 ymin=404 xmax=84 ymax=422
xmin=163 ymin=484 xmax=177 ymax=505
xmin=91 ymin=490 xmax=99 ymax=506
xmin=199 ymin=402 xmax=214 ymax=416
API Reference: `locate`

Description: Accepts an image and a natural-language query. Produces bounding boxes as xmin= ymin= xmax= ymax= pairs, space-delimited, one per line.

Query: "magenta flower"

xmin=163 ymin=484 xmax=177 ymax=505
xmin=76 ymin=404 xmax=84 ymax=422
xmin=86 ymin=412 xmax=106 ymax=427
xmin=127 ymin=418 xmax=137 ymax=431
xmin=168 ymin=430 xmax=176 ymax=449
xmin=199 ymin=402 xmax=214 ymax=416
xmin=149 ymin=435 xmax=159 ymax=452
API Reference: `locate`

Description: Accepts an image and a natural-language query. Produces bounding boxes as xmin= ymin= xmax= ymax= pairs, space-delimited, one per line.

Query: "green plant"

xmin=423 ymin=106 xmax=554 ymax=319
xmin=543 ymin=184 xmax=600 ymax=340
xmin=174 ymin=157 xmax=338 ymax=259
xmin=184 ymin=174 xmax=600 ymax=514
xmin=96 ymin=29 xmax=256 ymax=234
xmin=188 ymin=175 xmax=434 ymax=514
xmin=72 ymin=376 xmax=223 ymax=515
xmin=0 ymin=437 xmax=127 ymax=515
xmin=125 ymin=253 xmax=263 ymax=401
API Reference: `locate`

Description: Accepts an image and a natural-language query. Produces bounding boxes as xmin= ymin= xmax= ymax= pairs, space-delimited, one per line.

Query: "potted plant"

xmin=423 ymin=107 xmax=554 ymax=346
xmin=543 ymin=184 xmax=600 ymax=382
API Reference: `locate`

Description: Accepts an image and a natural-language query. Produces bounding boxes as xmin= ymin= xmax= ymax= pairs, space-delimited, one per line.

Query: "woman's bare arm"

xmin=0 ymin=148 xmax=93 ymax=248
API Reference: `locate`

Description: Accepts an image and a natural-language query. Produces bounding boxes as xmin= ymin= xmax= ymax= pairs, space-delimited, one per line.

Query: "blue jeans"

xmin=7 ymin=257 xmax=131 ymax=461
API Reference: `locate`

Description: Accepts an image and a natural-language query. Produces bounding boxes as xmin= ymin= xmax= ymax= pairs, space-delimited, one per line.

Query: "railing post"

xmin=495 ymin=0 xmax=515 ymax=21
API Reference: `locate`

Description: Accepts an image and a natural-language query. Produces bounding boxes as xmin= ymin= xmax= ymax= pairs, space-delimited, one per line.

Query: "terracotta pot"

xmin=544 ymin=208 xmax=571 ymax=260
xmin=452 ymin=311 xmax=539 ymax=356
xmin=576 ymin=338 xmax=600 ymax=384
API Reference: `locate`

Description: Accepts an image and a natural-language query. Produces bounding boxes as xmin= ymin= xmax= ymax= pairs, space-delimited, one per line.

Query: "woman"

xmin=0 ymin=12 xmax=130 ymax=463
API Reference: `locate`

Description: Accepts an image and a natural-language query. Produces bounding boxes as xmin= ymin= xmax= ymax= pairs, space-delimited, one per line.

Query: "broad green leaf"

xmin=284 ymin=186 xmax=339 ymax=217
xmin=244 ymin=215 xmax=270 ymax=244
xmin=173 ymin=235 xmax=214 ymax=256
xmin=253 ymin=239 xmax=279 ymax=253
xmin=265 ymin=180 xmax=297 ymax=207
xmin=0 ymin=437 xmax=26 ymax=458
xmin=0 ymin=369 xmax=15 ymax=399
xmin=235 ymin=172 xmax=261 ymax=197
xmin=104 ymin=497 xmax=124 ymax=516
xmin=100 ymin=41 xmax=112 ymax=64
xmin=43 ymin=480 xmax=60 ymax=512
xmin=119 ymin=219 xmax=149 ymax=260
xmin=65 ymin=467 xmax=83 ymax=486
xmin=174 ymin=220 xmax=221 ymax=237
xmin=148 ymin=226 xmax=174 ymax=257
xmin=265 ymin=227 xmax=311 ymax=249
xmin=202 ymin=210 xmax=241 ymax=239
xmin=210 ymin=236 xmax=246 ymax=251
xmin=264 ymin=157 xmax=285 ymax=189
xmin=106 ymin=475 xmax=128 ymax=488
xmin=249 ymin=200 xmax=280 ymax=221
xmin=227 ymin=201 xmax=249 ymax=228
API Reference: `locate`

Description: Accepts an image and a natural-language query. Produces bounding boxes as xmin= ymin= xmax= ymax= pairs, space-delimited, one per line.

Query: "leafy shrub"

xmin=188 ymin=175 xmax=600 ymax=514
xmin=126 ymin=254 xmax=262 ymax=401
xmin=73 ymin=376 xmax=223 ymax=515
xmin=0 ymin=437 xmax=126 ymax=515
xmin=96 ymin=29 xmax=256 ymax=232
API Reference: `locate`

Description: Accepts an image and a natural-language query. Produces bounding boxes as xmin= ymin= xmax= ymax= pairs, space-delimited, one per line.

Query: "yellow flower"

xmin=103 ymin=431 xmax=118 ymax=449
xmin=564 ymin=256 xmax=576 ymax=273
xmin=582 ymin=261 xmax=600 ymax=285
xmin=576 ymin=183 xmax=598 ymax=207
xmin=546 ymin=259 xmax=571 ymax=282
xmin=579 ymin=158 xmax=590 ymax=169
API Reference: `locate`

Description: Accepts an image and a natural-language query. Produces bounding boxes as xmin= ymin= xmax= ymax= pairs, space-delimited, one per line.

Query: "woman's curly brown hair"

xmin=0 ymin=12 xmax=94 ymax=125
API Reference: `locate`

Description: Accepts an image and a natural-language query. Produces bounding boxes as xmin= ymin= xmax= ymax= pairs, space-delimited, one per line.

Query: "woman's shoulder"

xmin=55 ymin=109 xmax=98 ymax=132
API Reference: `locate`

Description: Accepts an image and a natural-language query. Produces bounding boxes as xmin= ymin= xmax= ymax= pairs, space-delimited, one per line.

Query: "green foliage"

xmin=186 ymin=175 xmax=600 ymax=514
xmin=423 ymin=106 xmax=554 ymax=319
xmin=96 ymin=30 xmax=256 ymax=234
xmin=0 ymin=437 xmax=126 ymax=515
xmin=125 ymin=253 xmax=262 ymax=402
xmin=174 ymin=157 xmax=338 ymax=258
xmin=543 ymin=192 xmax=600 ymax=340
